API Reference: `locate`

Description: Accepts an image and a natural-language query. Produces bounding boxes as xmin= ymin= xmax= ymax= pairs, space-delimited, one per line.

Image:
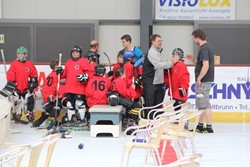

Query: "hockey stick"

xmin=103 ymin=52 xmax=112 ymax=71
xmin=55 ymin=53 xmax=62 ymax=117
xmin=55 ymin=53 xmax=62 ymax=108
xmin=50 ymin=53 xmax=62 ymax=131
xmin=0 ymin=49 xmax=7 ymax=74
xmin=167 ymin=69 xmax=173 ymax=100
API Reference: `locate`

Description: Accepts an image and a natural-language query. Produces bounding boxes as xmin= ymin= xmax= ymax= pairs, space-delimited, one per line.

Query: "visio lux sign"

xmin=159 ymin=0 xmax=231 ymax=7
xmin=155 ymin=0 xmax=235 ymax=20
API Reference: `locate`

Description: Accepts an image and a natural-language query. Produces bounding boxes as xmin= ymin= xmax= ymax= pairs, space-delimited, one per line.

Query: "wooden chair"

xmin=148 ymin=102 xmax=190 ymax=159
xmin=0 ymin=99 xmax=12 ymax=146
xmin=150 ymin=154 xmax=202 ymax=167
xmin=166 ymin=110 xmax=203 ymax=156
xmin=25 ymin=133 xmax=59 ymax=167
xmin=138 ymin=99 xmax=175 ymax=119
xmin=121 ymin=113 xmax=186 ymax=167
xmin=43 ymin=133 xmax=60 ymax=167
xmin=9 ymin=133 xmax=60 ymax=167
xmin=138 ymin=100 xmax=176 ymax=126
xmin=151 ymin=110 xmax=203 ymax=161
xmin=0 ymin=145 xmax=29 ymax=167
xmin=139 ymin=102 xmax=190 ymax=129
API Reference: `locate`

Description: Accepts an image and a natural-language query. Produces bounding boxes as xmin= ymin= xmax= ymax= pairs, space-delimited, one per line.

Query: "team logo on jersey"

xmin=25 ymin=67 xmax=30 ymax=72
xmin=75 ymin=65 xmax=79 ymax=70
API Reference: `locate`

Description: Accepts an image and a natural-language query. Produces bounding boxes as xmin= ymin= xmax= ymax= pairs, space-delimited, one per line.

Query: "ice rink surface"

xmin=0 ymin=122 xmax=250 ymax=167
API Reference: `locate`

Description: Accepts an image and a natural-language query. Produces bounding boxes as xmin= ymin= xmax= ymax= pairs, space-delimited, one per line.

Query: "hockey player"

xmin=33 ymin=59 xmax=64 ymax=130
xmin=110 ymin=67 xmax=142 ymax=133
xmin=123 ymin=51 xmax=134 ymax=87
xmin=123 ymin=50 xmax=143 ymax=102
xmin=112 ymin=50 xmax=124 ymax=80
xmin=85 ymin=52 xmax=97 ymax=72
xmin=121 ymin=34 xmax=143 ymax=77
xmin=164 ymin=48 xmax=190 ymax=128
xmin=57 ymin=46 xmax=93 ymax=127
xmin=86 ymin=64 xmax=111 ymax=108
xmin=3 ymin=46 xmax=38 ymax=123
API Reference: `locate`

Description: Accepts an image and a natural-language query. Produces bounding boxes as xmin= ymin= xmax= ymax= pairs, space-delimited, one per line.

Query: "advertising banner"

xmin=0 ymin=65 xmax=249 ymax=112
xmin=155 ymin=0 xmax=236 ymax=20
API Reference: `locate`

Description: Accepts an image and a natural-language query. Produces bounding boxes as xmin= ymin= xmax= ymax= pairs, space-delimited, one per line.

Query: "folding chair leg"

xmin=121 ymin=148 xmax=126 ymax=167
xmin=190 ymin=139 xmax=196 ymax=155
xmin=126 ymin=152 xmax=131 ymax=167
xmin=160 ymin=141 xmax=167 ymax=160
xmin=171 ymin=141 xmax=182 ymax=159
xmin=177 ymin=140 xmax=185 ymax=157
xmin=121 ymin=148 xmax=130 ymax=167
xmin=154 ymin=149 xmax=162 ymax=166
xmin=144 ymin=148 xmax=149 ymax=165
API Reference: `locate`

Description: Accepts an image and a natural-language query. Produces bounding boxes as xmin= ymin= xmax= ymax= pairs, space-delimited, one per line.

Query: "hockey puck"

xmin=78 ymin=143 xmax=84 ymax=149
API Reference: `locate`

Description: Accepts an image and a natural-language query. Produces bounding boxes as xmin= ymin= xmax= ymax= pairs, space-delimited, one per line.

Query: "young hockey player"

xmin=57 ymin=46 xmax=93 ymax=127
xmin=121 ymin=34 xmax=143 ymax=77
xmin=110 ymin=67 xmax=141 ymax=133
xmin=164 ymin=48 xmax=190 ymax=128
xmin=123 ymin=51 xmax=134 ymax=87
xmin=1 ymin=46 xmax=38 ymax=123
xmin=33 ymin=59 xmax=64 ymax=130
xmin=112 ymin=50 xmax=124 ymax=80
xmin=86 ymin=64 xmax=111 ymax=108
xmin=123 ymin=50 xmax=143 ymax=102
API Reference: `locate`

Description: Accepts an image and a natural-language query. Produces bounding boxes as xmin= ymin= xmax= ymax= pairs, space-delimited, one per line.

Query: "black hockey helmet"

xmin=108 ymin=92 xmax=119 ymax=106
xmin=94 ymin=64 xmax=106 ymax=76
xmin=71 ymin=45 xmax=82 ymax=60
xmin=172 ymin=48 xmax=184 ymax=60
xmin=86 ymin=51 xmax=97 ymax=62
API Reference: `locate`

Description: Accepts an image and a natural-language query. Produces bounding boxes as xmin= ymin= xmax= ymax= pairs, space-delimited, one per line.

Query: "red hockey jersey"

xmin=86 ymin=75 xmax=111 ymax=107
xmin=123 ymin=61 xmax=134 ymax=87
xmin=6 ymin=59 xmax=38 ymax=93
xmin=164 ymin=61 xmax=190 ymax=101
xmin=61 ymin=57 xmax=93 ymax=95
xmin=111 ymin=77 xmax=136 ymax=99
xmin=112 ymin=62 xmax=122 ymax=79
xmin=41 ymin=71 xmax=65 ymax=102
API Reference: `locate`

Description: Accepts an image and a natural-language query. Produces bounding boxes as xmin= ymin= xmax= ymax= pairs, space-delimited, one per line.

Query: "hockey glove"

xmin=0 ymin=81 xmax=16 ymax=97
xmin=179 ymin=87 xmax=186 ymax=97
xmin=56 ymin=66 xmax=64 ymax=75
xmin=28 ymin=77 xmax=38 ymax=93
xmin=134 ymin=74 xmax=142 ymax=87
xmin=108 ymin=71 xmax=113 ymax=77
xmin=77 ymin=73 xmax=88 ymax=82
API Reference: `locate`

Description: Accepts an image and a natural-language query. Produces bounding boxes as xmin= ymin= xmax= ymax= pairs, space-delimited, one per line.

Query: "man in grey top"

xmin=142 ymin=34 xmax=179 ymax=118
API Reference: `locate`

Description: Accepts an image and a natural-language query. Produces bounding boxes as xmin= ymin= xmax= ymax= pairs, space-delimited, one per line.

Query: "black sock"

xmin=197 ymin=123 xmax=204 ymax=129
xmin=206 ymin=124 xmax=212 ymax=129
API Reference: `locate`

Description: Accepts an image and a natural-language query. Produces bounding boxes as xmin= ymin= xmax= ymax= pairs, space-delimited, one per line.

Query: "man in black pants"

xmin=142 ymin=34 xmax=179 ymax=118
